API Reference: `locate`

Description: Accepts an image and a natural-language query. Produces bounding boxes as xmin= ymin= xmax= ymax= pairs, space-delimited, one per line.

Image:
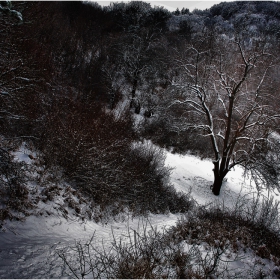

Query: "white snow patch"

xmin=165 ymin=151 xmax=274 ymax=207
xmin=12 ymin=143 xmax=37 ymax=165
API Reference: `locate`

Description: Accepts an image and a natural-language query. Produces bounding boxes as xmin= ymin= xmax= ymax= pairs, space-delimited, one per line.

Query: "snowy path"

xmin=165 ymin=152 xmax=273 ymax=207
xmin=0 ymin=213 xmax=179 ymax=278
xmin=0 ymin=148 xmax=279 ymax=278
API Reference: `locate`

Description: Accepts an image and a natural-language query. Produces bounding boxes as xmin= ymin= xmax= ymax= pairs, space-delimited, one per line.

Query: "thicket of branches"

xmin=38 ymin=97 xmax=192 ymax=215
xmin=0 ymin=1 xmax=194 ymax=218
xmin=0 ymin=139 xmax=36 ymax=224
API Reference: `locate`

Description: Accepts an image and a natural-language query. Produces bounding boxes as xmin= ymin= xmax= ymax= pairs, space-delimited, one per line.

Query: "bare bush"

xmin=55 ymin=219 xmax=237 ymax=279
xmin=38 ymin=98 xmax=192 ymax=216
xmin=187 ymin=193 xmax=280 ymax=259
xmin=0 ymin=141 xmax=34 ymax=223
xmin=53 ymin=192 xmax=280 ymax=279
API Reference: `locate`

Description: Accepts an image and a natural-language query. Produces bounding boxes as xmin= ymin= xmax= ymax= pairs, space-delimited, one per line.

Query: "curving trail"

xmin=0 ymin=148 xmax=279 ymax=278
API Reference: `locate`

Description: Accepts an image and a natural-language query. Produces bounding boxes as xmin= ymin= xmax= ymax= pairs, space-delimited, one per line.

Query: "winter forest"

xmin=1 ymin=1 xmax=280 ymax=278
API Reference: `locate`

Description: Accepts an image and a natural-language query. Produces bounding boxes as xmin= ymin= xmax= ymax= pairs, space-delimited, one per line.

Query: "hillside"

xmin=0 ymin=141 xmax=279 ymax=278
xmin=1 ymin=1 xmax=280 ymax=278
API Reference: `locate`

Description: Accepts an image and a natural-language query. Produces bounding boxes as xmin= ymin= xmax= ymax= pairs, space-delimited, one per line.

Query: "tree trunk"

xmin=212 ymin=175 xmax=226 ymax=197
xmin=211 ymin=159 xmax=229 ymax=196
xmin=131 ymin=77 xmax=138 ymax=99
xmin=211 ymin=175 xmax=224 ymax=196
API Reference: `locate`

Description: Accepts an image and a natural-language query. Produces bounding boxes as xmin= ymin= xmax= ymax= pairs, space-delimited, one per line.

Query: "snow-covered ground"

xmin=0 ymin=143 xmax=279 ymax=278
xmin=167 ymin=152 xmax=252 ymax=206
xmin=166 ymin=151 xmax=280 ymax=206
xmin=0 ymin=213 xmax=179 ymax=278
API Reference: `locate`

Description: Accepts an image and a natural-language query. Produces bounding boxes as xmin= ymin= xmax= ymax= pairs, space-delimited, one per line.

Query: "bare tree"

xmin=0 ymin=3 xmax=23 ymax=123
xmin=170 ymin=35 xmax=280 ymax=195
xmin=0 ymin=2 xmax=49 ymax=137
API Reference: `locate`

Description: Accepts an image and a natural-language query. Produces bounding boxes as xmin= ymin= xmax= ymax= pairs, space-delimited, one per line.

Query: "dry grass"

xmin=55 ymin=193 xmax=280 ymax=279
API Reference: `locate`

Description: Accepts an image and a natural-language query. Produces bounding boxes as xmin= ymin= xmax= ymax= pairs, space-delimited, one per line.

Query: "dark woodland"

xmin=1 ymin=1 xmax=280 ymax=278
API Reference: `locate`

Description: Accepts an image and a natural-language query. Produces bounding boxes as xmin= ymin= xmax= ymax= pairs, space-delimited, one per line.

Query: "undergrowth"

xmin=38 ymin=98 xmax=193 ymax=217
xmin=55 ymin=193 xmax=280 ymax=279
xmin=0 ymin=139 xmax=36 ymax=224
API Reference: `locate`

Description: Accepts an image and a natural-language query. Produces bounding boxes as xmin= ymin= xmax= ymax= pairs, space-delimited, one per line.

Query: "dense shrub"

xmin=39 ymin=98 xmax=192 ymax=216
xmin=0 ymin=140 xmax=34 ymax=223
xmin=141 ymin=116 xmax=212 ymax=155
xmin=128 ymin=142 xmax=193 ymax=214
xmin=172 ymin=194 xmax=280 ymax=259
